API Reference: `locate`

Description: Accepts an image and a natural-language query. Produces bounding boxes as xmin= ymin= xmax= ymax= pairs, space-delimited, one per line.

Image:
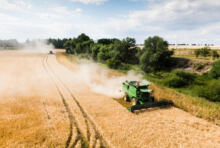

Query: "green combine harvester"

xmin=122 ymin=80 xmax=155 ymax=112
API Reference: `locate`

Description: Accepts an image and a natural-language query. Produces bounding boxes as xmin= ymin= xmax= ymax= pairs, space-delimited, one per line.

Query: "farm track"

xmin=42 ymin=55 xmax=106 ymax=148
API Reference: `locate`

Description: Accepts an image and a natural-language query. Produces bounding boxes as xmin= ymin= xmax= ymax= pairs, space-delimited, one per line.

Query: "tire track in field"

xmin=42 ymin=55 xmax=82 ymax=148
xmin=45 ymin=54 xmax=107 ymax=148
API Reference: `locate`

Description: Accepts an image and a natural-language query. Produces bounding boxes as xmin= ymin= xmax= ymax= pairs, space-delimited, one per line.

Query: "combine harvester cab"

xmin=122 ymin=80 xmax=155 ymax=112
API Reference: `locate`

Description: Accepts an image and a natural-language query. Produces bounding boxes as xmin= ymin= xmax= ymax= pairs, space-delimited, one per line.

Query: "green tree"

xmin=140 ymin=36 xmax=173 ymax=72
xmin=111 ymin=39 xmax=139 ymax=64
xmin=200 ymin=47 xmax=211 ymax=57
xmin=125 ymin=37 xmax=136 ymax=47
xmin=91 ymin=44 xmax=101 ymax=61
xmin=209 ymin=60 xmax=220 ymax=79
xmin=97 ymin=38 xmax=120 ymax=45
xmin=64 ymin=33 xmax=93 ymax=55
xmin=112 ymin=40 xmax=130 ymax=62
xmin=81 ymin=40 xmax=94 ymax=54
xmin=197 ymin=81 xmax=220 ymax=102
xmin=75 ymin=43 xmax=83 ymax=54
xmin=64 ymin=39 xmax=77 ymax=54
xmin=211 ymin=50 xmax=219 ymax=60
xmin=106 ymin=57 xmax=121 ymax=69
xmin=77 ymin=33 xmax=90 ymax=42
xmin=97 ymin=45 xmax=113 ymax=62
xmin=67 ymin=39 xmax=78 ymax=54
xmin=64 ymin=40 xmax=71 ymax=53
xmin=194 ymin=49 xmax=200 ymax=58
xmin=48 ymin=38 xmax=71 ymax=49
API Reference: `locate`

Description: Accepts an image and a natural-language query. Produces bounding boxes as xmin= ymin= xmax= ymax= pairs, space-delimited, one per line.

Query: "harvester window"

xmin=139 ymin=86 xmax=147 ymax=89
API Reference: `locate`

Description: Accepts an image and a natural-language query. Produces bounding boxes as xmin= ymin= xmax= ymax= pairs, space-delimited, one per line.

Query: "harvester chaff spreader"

xmin=122 ymin=80 xmax=154 ymax=112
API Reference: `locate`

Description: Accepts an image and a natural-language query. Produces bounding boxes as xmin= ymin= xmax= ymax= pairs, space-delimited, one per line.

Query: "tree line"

xmin=194 ymin=47 xmax=219 ymax=59
xmin=62 ymin=33 xmax=220 ymax=102
xmin=47 ymin=38 xmax=71 ymax=49
xmin=63 ymin=33 xmax=173 ymax=73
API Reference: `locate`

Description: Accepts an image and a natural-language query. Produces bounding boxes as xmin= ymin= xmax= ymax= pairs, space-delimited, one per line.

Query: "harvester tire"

xmin=131 ymin=98 xmax=138 ymax=106
xmin=124 ymin=94 xmax=129 ymax=101
xmin=149 ymin=96 xmax=155 ymax=102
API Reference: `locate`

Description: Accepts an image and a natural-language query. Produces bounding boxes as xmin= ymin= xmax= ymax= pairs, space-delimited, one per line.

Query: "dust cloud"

xmin=20 ymin=40 xmax=55 ymax=54
xmin=75 ymin=60 xmax=143 ymax=98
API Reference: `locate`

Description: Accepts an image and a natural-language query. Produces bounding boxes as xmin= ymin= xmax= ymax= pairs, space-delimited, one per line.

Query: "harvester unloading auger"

xmin=122 ymin=80 xmax=155 ymax=112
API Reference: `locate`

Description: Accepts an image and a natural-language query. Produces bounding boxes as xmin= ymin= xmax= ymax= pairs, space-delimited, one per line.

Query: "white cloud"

xmin=49 ymin=6 xmax=82 ymax=15
xmin=0 ymin=0 xmax=83 ymax=41
xmin=75 ymin=8 xmax=82 ymax=13
xmin=0 ymin=13 xmax=20 ymax=23
xmin=69 ymin=0 xmax=108 ymax=5
xmin=0 ymin=0 xmax=32 ymax=11
xmin=36 ymin=13 xmax=61 ymax=20
xmin=0 ymin=0 xmax=220 ymax=44
xmin=92 ymin=0 xmax=220 ymax=44
xmin=0 ymin=0 xmax=17 ymax=10
xmin=123 ymin=0 xmax=220 ymax=29
xmin=36 ymin=6 xmax=82 ymax=20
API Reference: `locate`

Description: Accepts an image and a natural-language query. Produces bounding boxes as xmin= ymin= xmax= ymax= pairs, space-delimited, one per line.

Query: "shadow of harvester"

xmin=130 ymin=100 xmax=173 ymax=114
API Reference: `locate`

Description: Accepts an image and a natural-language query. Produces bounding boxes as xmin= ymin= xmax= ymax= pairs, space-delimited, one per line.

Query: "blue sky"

xmin=1 ymin=0 xmax=220 ymax=44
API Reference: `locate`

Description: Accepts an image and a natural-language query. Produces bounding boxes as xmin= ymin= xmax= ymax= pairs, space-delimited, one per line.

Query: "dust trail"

xmin=19 ymin=39 xmax=55 ymax=54
xmin=0 ymin=39 xmax=55 ymax=98
xmin=75 ymin=60 xmax=142 ymax=98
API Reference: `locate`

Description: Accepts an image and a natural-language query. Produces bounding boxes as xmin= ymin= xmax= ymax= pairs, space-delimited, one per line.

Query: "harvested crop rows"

xmin=42 ymin=55 xmax=106 ymax=148
xmin=57 ymin=51 xmax=220 ymax=148
xmin=0 ymin=50 xmax=220 ymax=148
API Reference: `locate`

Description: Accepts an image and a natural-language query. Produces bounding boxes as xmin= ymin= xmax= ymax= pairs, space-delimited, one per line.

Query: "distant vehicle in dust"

xmin=49 ymin=50 xmax=53 ymax=54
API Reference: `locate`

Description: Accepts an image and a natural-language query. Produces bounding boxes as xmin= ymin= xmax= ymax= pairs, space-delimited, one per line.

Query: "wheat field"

xmin=0 ymin=50 xmax=219 ymax=148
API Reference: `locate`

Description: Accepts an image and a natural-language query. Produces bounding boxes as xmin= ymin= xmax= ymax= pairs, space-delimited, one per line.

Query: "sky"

xmin=0 ymin=0 xmax=220 ymax=44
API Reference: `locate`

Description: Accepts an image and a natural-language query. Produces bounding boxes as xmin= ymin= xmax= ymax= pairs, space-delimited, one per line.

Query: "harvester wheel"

xmin=149 ymin=96 xmax=155 ymax=102
xmin=131 ymin=98 xmax=138 ymax=106
xmin=124 ymin=94 xmax=129 ymax=101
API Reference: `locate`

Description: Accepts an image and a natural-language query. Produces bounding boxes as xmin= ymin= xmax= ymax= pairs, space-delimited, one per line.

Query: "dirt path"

xmin=0 ymin=50 xmax=220 ymax=148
